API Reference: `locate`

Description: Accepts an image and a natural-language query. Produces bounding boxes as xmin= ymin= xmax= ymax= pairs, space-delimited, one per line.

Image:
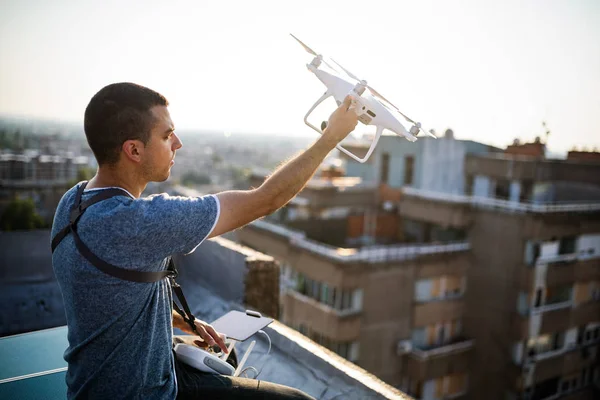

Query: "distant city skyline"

xmin=1 ymin=0 xmax=599 ymax=153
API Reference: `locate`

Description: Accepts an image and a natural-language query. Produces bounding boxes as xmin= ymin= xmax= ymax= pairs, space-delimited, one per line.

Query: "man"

xmin=51 ymin=82 xmax=358 ymax=399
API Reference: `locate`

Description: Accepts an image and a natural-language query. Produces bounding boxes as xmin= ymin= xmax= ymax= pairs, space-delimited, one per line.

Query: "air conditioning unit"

xmin=397 ymin=340 xmax=413 ymax=355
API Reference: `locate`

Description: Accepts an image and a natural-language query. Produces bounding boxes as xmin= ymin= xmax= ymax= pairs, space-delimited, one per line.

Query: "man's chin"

xmin=150 ymin=171 xmax=171 ymax=183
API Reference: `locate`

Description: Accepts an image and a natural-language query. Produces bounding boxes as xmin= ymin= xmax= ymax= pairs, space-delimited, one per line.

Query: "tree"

xmin=180 ymin=171 xmax=211 ymax=187
xmin=0 ymin=198 xmax=47 ymax=231
xmin=77 ymin=166 xmax=95 ymax=181
xmin=68 ymin=166 xmax=96 ymax=187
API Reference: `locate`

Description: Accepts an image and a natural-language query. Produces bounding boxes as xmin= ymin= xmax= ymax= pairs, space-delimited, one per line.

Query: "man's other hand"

xmin=177 ymin=318 xmax=228 ymax=354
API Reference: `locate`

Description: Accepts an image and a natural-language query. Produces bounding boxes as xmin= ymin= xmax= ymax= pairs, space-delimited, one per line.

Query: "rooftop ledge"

xmin=251 ymin=219 xmax=470 ymax=263
xmin=402 ymin=187 xmax=600 ymax=213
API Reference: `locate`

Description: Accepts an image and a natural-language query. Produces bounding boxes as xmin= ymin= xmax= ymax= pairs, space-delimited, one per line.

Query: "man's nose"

xmin=173 ymin=133 xmax=183 ymax=150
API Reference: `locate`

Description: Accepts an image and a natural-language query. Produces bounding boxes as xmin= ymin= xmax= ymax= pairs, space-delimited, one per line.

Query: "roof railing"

xmin=251 ymin=220 xmax=469 ymax=264
xmin=402 ymin=187 xmax=600 ymax=213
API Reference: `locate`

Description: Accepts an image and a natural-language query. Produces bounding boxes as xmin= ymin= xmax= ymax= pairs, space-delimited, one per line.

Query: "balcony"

xmin=562 ymin=344 xmax=599 ymax=375
xmin=516 ymin=299 xmax=600 ymax=337
xmin=537 ymin=303 xmax=572 ymax=335
xmin=398 ymin=338 xmax=473 ymax=382
xmin=282 ymin=290 xmax=362 ymax=342
xmin=249 ymin=171 xmax=378 ymax=210
xmin=398 ymin=338 xmax=474 ymax=361
xmin=572 ymin=300 xmax=600 ymax=326
xmin=399 ymin=189 xmax=472 ymax=229
xmin=520 ymin=254 xmax=600 ymax=292
xmin=538 ymin=254 xmax=600 ymax=287
xmin=522 ymin=341 xmax=599 ymax=385
xmin=240 ymin=220 xmax=470 ymax=266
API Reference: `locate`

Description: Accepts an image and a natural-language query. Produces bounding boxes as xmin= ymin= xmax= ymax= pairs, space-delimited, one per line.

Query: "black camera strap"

xmin=51 ymin=181 xmax=198 ymax=334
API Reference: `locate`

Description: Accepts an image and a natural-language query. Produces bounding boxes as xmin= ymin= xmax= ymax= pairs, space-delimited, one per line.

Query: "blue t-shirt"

xmin=51 ymin=183 xmax=220 ymax=399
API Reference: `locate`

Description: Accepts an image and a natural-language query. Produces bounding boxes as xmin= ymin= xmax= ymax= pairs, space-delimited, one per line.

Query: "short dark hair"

xmin=84 ymin=82 xmax=169 ymax=165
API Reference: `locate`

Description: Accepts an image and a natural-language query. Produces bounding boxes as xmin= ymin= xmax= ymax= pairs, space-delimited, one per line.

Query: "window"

xmin=559 ymin=236 xmax=576 ymax=255
xmin=517 ymin=292 xmax=530 ymax=315
xmin=534 ymin=288 xmax=542 ymax=308
xmin=415 ymin=279 xmax=433 ymax=301
xmin=436 ymin=325 xmax=447 ymax=346
xmin=380 ymin=153 xmax=390 ymax=184
xmin=330 ymin=287 xmax=337 ymax=308
xmin=546 ymin=286 xmax=572 ymax=305
xmin=404 ymin=155 xmax=414 ymax=185
xmin=527 ymin=332 xmax=564 ymax=355
xmin=524 ymin=240 xmax=541 ymax=266
xmin=495 ymin=179 xmax=511 ymax=200
xmin=534 ymin=377 xmax=559 ymax=399
xmin=411 ymin=328 xmax=427 ymax=348
xmin=465 ymin=175 xmax=474 ymax=196
xmin=320 ymin=284 xmax=329 ymax=304
xmin=351 ymin=289 xmax=363 ymax=311
xmin=341 ymin=290 xmax=352 ymax=310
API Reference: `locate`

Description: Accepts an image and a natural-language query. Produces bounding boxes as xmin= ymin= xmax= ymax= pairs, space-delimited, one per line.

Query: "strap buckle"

xmin=167 ymin=268 xmax=178 ymax=280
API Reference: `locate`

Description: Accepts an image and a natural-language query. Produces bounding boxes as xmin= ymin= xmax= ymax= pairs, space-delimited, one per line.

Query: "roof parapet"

xmin=402 ymin=187 xmax=600 ymax=213
xmin=251 ymin=220 xmax=470 ymax=263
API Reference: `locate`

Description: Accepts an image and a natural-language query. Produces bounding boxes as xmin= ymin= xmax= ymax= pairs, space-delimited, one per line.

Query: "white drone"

xmin=291 ymin=34 xmax=436 ymax=163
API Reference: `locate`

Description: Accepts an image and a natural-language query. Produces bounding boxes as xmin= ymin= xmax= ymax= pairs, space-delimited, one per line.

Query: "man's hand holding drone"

xmin=321 ymin=95 xmax=358 ymax=147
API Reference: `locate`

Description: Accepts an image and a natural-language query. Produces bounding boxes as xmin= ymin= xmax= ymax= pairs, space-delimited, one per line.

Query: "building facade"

xmin=239 ymin=140 xmax=600 ymax=399
xmin=343 ymin=130 xmax=499 ymax=195
xmin=238 ymin=220 xmax=473 ymax=399
xmin=400 ymin=153 xmax=600 ymax=400
xmin=0 ymin=152 xmax=89 ymax=222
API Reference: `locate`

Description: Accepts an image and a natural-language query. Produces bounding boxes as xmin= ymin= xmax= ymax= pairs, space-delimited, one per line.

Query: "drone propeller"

xmin=330 ymin=58 xmax=361 ymax=82
xmin=331 ymin=59 xmax=403 ymax=112
xmin=290 ymin=34 xmax=338 ymax=72
xmin=290 ymin=33 xmax=317 ymax=56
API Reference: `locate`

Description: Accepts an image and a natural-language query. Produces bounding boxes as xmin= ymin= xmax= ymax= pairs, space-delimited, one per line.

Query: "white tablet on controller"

xmin=210 ymin=310 xmax=273 ymax=342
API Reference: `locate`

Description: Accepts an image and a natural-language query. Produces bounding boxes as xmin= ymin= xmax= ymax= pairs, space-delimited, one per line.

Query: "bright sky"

xmin=1 ymin=0 xmax=599 ymax=152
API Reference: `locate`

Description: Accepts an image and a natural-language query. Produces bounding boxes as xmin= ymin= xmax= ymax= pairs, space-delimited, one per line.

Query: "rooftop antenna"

xmin=542 ymin=121 xmax=550 ymax=143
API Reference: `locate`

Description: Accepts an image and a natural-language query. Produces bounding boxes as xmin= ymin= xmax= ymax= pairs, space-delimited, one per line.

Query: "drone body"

xmin=291 ymin=34 xmax=436 ymax=163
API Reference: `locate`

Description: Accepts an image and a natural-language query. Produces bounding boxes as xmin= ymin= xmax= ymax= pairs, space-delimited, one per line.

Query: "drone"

xmin=291 ymin=34 xmax=436 ymax=163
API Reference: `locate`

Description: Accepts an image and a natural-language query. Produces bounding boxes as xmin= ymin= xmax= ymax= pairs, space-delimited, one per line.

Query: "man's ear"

xmin=122 ymin=139 xmax=145 ymax=163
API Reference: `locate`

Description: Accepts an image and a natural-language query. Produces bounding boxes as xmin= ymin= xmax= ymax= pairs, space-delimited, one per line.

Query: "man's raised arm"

xmin=208 ymin=96 xmax=358 ymax=239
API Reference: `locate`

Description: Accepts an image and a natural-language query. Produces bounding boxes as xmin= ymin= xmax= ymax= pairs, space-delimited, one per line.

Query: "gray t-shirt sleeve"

xmin=122 ymin=193 xmax=220 ymax=259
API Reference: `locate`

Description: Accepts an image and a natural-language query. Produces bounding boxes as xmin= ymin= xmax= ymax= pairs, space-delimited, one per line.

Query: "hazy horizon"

xmin=1 ymin=0 xmax=599 ymax=153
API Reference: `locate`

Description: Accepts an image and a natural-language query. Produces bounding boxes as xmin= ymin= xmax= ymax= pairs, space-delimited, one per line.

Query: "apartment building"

xmin=342 ymin=129 xmax=499 ymax=194
xmin=238 ymin=219 xmax=473 ymax=400
xmin=400 ymin=152 xmax=600 ymax=400
xmin=0 ymin=151 xmax=89 ymax=221
xmin=239 ymin=134 xmax=600 ymax=399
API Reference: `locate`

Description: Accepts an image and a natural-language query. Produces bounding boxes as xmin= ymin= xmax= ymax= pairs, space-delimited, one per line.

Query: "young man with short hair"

xmin=51 ymin=82 xmax=358 ymax=399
